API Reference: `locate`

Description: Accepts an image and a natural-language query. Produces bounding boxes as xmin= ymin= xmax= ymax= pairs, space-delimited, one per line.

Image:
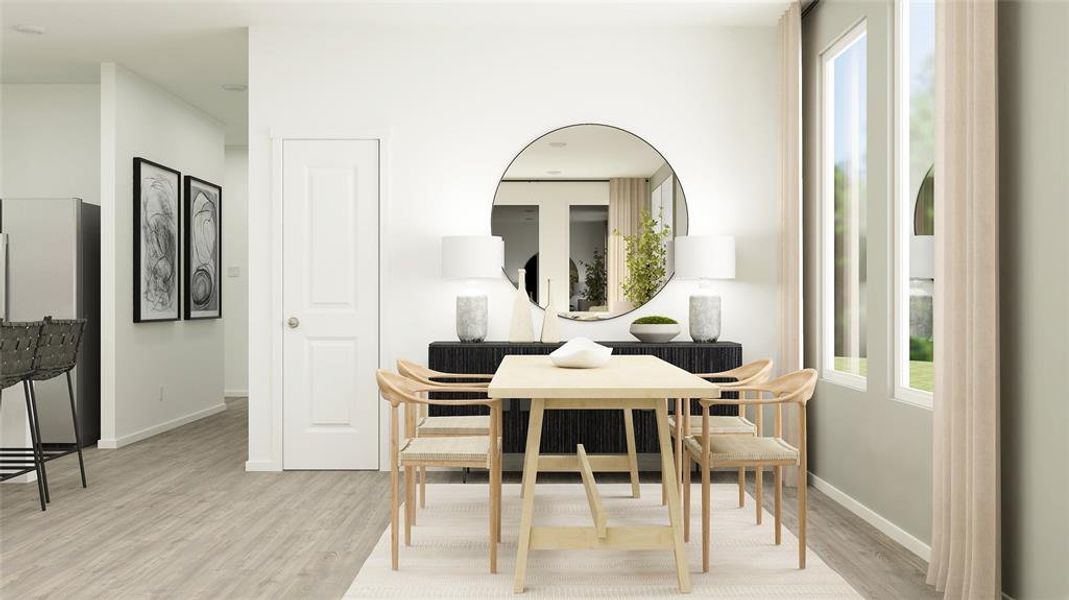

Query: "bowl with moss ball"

xmin=629 ymin=316 xmax=681 ymax=343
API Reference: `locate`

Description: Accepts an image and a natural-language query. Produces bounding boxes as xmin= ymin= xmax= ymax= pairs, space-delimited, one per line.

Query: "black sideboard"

xmin=427 ymin=341 xmax=743 ymax=460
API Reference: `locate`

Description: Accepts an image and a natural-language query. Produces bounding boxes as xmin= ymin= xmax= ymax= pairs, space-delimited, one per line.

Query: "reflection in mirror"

xmin=491 ymin=124 xmax=688 ymax=320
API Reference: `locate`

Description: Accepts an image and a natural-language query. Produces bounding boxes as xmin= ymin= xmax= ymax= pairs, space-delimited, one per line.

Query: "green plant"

xmin=909 ymin=336 xmax=934 ymax=362
xmin=617 ymin=210 xmax=671 ymax=306
xmin=579 ymin=248 xmax=608 ymax=306
xmin=632 ymin=315 xmax=678 ymax=325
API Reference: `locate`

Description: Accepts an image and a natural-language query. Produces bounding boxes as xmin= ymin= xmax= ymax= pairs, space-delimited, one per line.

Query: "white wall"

xmin=247 ymin=23 xmax=781 ymax=469
xmin=223 ymin=146 xmax=249 ymax=396
xmin=0 ymin=84 xmax=101 ymax=205
xmin=99 ymin=63 xmax=226 ymax=447
xmin=999 ymin=1 xmax=1069 ymax=596
xmin=0 ymin=84 xmax=101 ymax=470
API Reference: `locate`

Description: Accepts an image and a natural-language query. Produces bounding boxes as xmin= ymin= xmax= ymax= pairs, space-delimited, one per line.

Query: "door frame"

xmin=268 ymin=130 xmax=391 ymax=471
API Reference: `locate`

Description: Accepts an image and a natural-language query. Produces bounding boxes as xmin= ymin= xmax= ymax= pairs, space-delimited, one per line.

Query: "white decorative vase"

xmin=540 ymin=278 xmax=561 ymax=343
xmin=456 ymin=289 xmax=487 ymax=342
xmin=689 ymin=291 xmax=722 ymax=342
xmin=508 ymin=268 xmax=534 ymax=342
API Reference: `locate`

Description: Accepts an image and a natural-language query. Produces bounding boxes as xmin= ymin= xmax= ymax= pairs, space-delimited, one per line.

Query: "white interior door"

xmin=282 ymin=139 xmax=379 ymax=470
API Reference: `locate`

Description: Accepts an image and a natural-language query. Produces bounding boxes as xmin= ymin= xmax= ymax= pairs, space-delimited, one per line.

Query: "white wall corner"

xmin=808 ymin=472 xmax=932 ymax=562
xmin=97 ymin=402 xmax=226 ymax=449
xmin=244 ymin=459 xmax=282 ymax=472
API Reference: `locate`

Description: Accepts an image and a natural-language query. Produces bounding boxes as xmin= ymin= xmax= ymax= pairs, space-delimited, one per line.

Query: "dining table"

xmin=487 ymin=354 xmax=721 ymax=594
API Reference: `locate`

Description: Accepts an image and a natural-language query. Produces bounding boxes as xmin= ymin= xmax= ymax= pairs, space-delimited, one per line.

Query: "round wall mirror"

xmin=491 ymin=124 xmax=688 ymax=321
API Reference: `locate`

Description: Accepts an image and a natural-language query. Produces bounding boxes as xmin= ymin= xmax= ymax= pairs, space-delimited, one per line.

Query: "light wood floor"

xmin=0 ymin=399 xmax=937 ymax=599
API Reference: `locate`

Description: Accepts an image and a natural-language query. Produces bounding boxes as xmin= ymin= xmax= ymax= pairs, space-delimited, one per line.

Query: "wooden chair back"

xmin=713 ymin=359 xmax=774 ymax=387
xmin=761 ymin=368 xmax=818 ymax=406
xmin=395 ymin=359 xmax=439 ymax=386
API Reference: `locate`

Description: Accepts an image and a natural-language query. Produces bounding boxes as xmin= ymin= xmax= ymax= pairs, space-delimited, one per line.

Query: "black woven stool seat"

xmin=0 ymin=321 xmax=43 ymax=390
xmin=30 ymin=318 xmax=87 ymax=381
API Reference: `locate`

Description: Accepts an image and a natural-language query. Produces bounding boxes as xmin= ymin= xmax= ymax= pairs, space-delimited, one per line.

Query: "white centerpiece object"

xmin=549 ymin=337 xmax=612 ymax=369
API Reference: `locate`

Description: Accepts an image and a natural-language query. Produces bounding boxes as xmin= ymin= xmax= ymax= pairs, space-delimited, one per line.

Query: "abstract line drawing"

xmin=184 ymin=176 xmax=223 ymax=320
xmin=133 ymin=158 xmax=181 ymax=322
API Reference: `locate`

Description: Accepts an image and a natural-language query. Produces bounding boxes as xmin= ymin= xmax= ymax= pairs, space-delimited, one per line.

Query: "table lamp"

xmin=674 ymin=235 xmax=736 ymax=342
xmin=442 ymin=235 xmax=504 ymax=343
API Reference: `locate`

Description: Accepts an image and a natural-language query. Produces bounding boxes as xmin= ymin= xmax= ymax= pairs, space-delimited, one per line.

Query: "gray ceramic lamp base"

xmin=689 ymin=293 xmax=722 ymax=342
xmin=456 ymin=293 xmax=488 ymax=343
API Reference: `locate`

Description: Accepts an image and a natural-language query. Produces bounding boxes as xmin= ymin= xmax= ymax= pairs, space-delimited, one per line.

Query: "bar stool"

xmin=0 ymin=320 xmax=48 ymax=510
xmin=28 ymin=317 xmax=89 ymax=490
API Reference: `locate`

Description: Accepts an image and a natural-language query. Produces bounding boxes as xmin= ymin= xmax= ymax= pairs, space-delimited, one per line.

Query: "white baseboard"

xmin=245 ymin=459 xmax=282 ymax=472
xmin=224 ymin=389 xmax=248 ymax=399
xmin=97 ymin=402 xmax=227 ymax=449
xmin=808 ymin=472 xmax=931 ymax=562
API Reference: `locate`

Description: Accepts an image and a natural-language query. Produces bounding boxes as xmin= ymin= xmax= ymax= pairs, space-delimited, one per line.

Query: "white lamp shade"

xmin=441 ymin=236 xmax=504 ymax=280
xmin=674 ymin=235 xmax=736 ymax=280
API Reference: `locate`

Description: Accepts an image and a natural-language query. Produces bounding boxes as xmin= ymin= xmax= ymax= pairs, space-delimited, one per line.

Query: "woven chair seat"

xmin=0 ymin=321 xmax=42 ymax=390
xmin=667 ymin=414 xmax=756 ymax=436
xmin=30 ymin=319 xmax=86 ymax=381
xmin=685 ymin=435 xmax=800 ymax=465
xmin=417 ymin=415 xmax=491 ymax=436
xmin=399 ymin=435 xmax=491 ymax=466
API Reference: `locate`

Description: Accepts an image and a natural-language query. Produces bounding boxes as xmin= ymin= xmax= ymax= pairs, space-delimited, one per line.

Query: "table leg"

xmin=513 ymin=398 xmax=546 ymax=593
xmin=655 ymin=401 xmax=692 ymax=593
xmin=623 ymin=408 xmax=640 ymax=499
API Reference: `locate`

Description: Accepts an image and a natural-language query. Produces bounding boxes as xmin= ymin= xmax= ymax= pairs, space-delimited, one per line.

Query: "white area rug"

xmin=346 ymin=483 xmax=861 ymax=598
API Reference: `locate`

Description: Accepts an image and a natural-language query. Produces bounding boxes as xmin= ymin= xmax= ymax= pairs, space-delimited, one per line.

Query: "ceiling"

xmin=1 ymin=1 xmax=790 ymax=145
xmin=503 ymin=125 xmax=669 ymax=180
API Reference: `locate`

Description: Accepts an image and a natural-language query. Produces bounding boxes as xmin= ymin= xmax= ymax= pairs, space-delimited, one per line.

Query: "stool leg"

xmin=23 ymin=381 xmax=47 ymax=511
xmin=66 ymin=372 xmax=88 ymax=488
xmin=26 ymin=381 xmax=50 ymax=503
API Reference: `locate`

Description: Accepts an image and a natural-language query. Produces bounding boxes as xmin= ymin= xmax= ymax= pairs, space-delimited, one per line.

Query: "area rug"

xmin=345 ymin=483 xmax=861 ymax=598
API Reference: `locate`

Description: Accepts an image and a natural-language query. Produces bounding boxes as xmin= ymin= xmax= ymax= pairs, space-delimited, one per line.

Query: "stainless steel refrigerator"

xmin=0 ymin=198 xmax=100 ymax=446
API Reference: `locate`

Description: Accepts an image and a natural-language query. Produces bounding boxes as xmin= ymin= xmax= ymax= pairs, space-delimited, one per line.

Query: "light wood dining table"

xmin=487 ymin=354 xmax=720 ymax=593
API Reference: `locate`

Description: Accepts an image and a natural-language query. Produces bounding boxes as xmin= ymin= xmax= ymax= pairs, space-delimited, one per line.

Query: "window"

xmin=822 ymin=22 xmax=868 ymax=387
xmin=895 ymin=0 xmax=935 ymax=404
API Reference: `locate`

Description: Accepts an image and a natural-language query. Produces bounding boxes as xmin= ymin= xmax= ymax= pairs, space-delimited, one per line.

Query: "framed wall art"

xmin=133 ymin=157 xmax=181 ymax=322
xmin=183 ymin=175 xmax=222 ymax=320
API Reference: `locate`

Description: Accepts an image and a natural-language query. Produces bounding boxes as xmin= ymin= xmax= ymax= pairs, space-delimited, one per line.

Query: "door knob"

xmin=287 ymin=317 xmax=300 ymax=329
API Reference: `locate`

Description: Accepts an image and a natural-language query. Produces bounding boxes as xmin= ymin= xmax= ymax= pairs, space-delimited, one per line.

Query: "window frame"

xmin=892 ymin=0 xmax=934 ymax=409
xmin=820 ymin=18 xmax=869 ymax=391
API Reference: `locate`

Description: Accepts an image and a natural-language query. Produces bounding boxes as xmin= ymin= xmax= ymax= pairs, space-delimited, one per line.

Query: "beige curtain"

xmin=927 ymin=1 xmax=1001 ymax=597
xmin=777 ymin=0 xmax=803 ymax=486
xmin=608 ymin=178 xmax=650 ymax=312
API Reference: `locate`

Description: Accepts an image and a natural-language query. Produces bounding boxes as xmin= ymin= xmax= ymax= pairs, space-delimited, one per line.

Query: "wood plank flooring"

xmin=1 ymin=399 xmax=937 ymax=599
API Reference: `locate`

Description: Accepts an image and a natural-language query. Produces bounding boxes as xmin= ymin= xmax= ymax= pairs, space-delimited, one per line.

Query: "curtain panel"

xmin=927 ymin=0 xmax=1001 ymax=597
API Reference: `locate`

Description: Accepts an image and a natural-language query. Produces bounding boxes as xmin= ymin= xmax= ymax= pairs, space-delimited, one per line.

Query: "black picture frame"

xmin=133 ymin=157 xmax=182 ymax=323
xmin=183 ymin=175 xmax=223 ymax=320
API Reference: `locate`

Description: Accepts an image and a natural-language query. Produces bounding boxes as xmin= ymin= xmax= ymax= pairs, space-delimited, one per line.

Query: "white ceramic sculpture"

xmin=508 ymin=268 xmax=535 ymax=342
xmin=540 ymin=278 xmax=561 ymax=343
xmin=549 ymin=337 xmax=612 ymax=369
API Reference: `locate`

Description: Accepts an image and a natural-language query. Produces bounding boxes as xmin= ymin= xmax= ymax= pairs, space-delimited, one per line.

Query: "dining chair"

xmin=667 ymin=359 xmax=773 ymax=515
xmin=376 ymin=369 xmax=503 ymax=573
xmin=682 ymin=368 xmax=818 ymax=572
xmin=396 ymin=359 xmax=494 ymax=511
